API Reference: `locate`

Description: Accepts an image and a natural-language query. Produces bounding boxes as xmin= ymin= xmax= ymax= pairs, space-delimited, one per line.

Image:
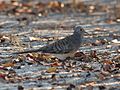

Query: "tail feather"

xmin=12 ymin=48 xmax=42 ymax=54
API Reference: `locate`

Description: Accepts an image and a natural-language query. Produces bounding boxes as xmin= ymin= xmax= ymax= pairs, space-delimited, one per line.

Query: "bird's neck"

xmin=74 ymin=33 xmax=83 ymax=38
xmin=73 ymin=33 xmax=83 ymax=42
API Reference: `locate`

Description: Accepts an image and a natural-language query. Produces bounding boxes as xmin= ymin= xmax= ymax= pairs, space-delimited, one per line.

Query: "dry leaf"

xmin=2 ymin=62 xmax=15 ymax=67
xmin=48 ymin=1 xmax=64 ymax=8
xmin=47 ymin=67 xmax=57 ymax=73
xmin=90 ymin=50 xmax=97 ymax=58
xmin=90 ymin=50 xmax=99 ymax=59
xmin=26 ymin=53 xmax=54 ymax=62
xmin=97 ymin=73 xmax=105 ymax=80
xmin=112 ymin=39 xmax=120 ymax=44
xmin=9 ymin=34 xmax=21 ymax=46
xmin=74 ymin=52 xmax=85 ymax=57
xmin=51 ymin=62 xmax=61 ymax=67
xmin=103 ymin=60 xmax=113 ymax=64
xmin=0 ymin=2 xmax=8 ymax=11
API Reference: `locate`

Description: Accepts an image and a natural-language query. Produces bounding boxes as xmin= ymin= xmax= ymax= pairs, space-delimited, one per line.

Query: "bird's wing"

xmin=40 ymin=35 xmax=76 ymax=54
xmin=12 ymin=35 xmax=77 ymax=54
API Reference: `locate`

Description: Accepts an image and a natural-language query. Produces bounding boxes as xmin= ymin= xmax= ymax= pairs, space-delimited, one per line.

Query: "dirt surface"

xmin=0 ymin=0 xmax=120 ymax=90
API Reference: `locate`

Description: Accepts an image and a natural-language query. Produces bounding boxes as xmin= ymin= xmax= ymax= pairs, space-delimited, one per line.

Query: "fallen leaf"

xmin=74 ymin=52 xmax=85 ymax=57
xmin=112 ymin=39 xmax=120 ymax=44
xmin=2 ymin=62 xmax=15 ymax=67
xmin=103 ymin=60 xmax=113 ymax=64
xmin=29 ymin=36 xmax=43 ymax=41
xmin=51 ymin=62 xmax=61 ymax=67
xmin=47 ymin=67 xmax=57 ymax=73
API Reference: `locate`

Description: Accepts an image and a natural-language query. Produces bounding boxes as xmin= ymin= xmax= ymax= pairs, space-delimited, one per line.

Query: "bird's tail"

xmin=12 ymin=48 xmax=42 ymax=54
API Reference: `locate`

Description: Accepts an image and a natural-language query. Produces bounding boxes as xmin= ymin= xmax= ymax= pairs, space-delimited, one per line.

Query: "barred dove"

xmin=13 ymin=26 xmax=86 ymax=60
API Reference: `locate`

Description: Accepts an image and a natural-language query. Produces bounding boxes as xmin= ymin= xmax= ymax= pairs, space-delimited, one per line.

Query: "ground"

xmin=0 ymin=0 xmax=120 ymax=90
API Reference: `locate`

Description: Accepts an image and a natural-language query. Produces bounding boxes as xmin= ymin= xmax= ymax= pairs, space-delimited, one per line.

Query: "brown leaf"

xmin=74 ymin=52 xmax=85 ymax=57
xmin=0 ymin=73 xmax=6 ymax=79
xmin=103 ymin=60 xmax=113 ymax=64
xmin=97 ymin=73 xmax=105 ymax=80
xmin=47 ymin=67 xmax=57 ymax=73
xmin=48 ymin=1 xmax=64 ymax=8
xmin=51 ymin=62 xmax=61 ymax=67
xmin=2 ymin=62 xmax=15 ymax=67
xmin=9 ymin=34 xmax=21 ymax=46
xmin=90 ymin=50 xmax=100 ymax=60
xmin=26 ymin=53 xmax=54 ymax=63
xmin=0 ymin=2 xmax=8 ymax=11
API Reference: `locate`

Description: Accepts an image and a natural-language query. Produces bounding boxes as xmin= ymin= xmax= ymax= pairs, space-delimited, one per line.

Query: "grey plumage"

xmin=12 ymin=26 xmax=85 ymax=59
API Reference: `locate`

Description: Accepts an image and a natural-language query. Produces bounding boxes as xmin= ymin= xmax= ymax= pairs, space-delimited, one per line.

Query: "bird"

xmin=12 ymin=26 xmax=86 ymax=60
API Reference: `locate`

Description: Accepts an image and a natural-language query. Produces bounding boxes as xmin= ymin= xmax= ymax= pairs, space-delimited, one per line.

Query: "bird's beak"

xmin=84 ymin=31 xmax=90 ymax=35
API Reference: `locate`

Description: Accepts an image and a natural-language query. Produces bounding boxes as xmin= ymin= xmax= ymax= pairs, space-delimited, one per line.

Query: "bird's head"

xmin=73 ymin=26 xmax=85 ymax=35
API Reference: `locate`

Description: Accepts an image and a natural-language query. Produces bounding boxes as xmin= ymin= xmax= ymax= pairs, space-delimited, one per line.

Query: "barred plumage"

xmin=12 ymin=26 xmax=85 ymax=60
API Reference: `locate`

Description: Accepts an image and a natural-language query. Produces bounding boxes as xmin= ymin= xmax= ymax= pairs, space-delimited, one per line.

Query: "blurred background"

xmin=0 ymin=0 xmax=120 ymax=90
